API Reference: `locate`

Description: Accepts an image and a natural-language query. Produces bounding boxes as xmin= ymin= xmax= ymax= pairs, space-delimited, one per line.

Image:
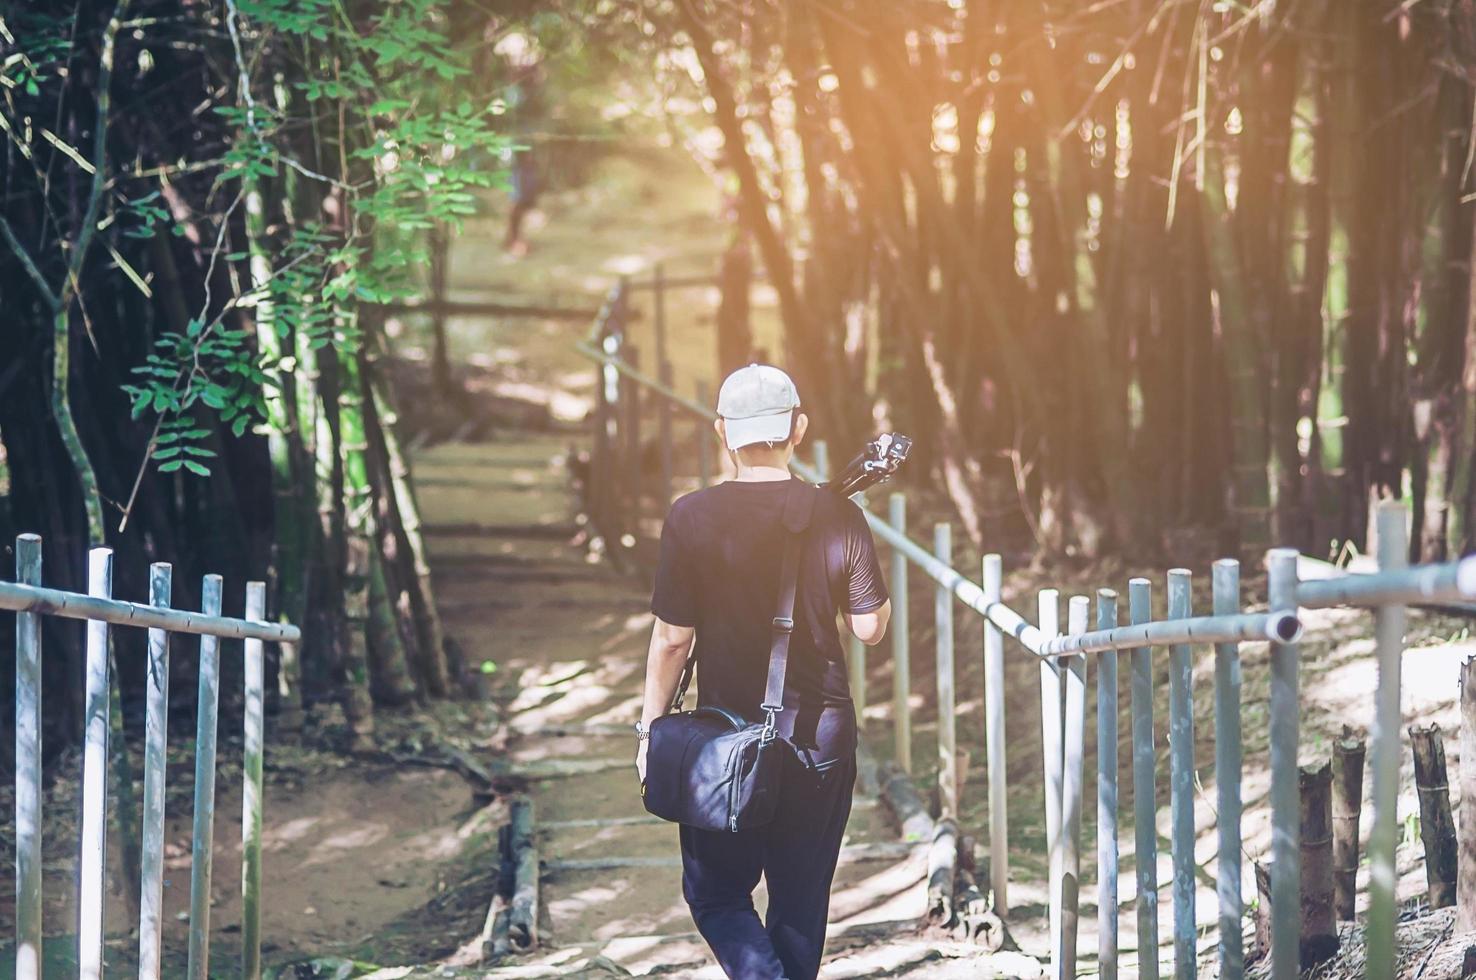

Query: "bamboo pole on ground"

xmin=1298 ymin=762 xmax=1338 ymax=968
xmin=1410 ymin=724 xmax=1458 ymax=909
xmin=1332 ymin=727 xmax=1366 ymax=921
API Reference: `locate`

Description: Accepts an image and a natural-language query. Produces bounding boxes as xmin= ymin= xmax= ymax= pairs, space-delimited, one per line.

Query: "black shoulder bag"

xmin=641 ymin=479 xmax=816 ymax=833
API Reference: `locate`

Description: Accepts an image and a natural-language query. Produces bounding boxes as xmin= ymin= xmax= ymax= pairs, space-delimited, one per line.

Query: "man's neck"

xmin=733 ymin=450 xmax=792 ymax=482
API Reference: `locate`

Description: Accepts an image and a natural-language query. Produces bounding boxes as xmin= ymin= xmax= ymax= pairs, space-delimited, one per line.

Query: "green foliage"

xmin=124 ymin=0 xmax=511 ymax=478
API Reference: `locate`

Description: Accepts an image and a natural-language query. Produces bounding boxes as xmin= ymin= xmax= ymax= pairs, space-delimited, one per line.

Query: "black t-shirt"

xmin=651 ymin=478 xmax=888 ymax=753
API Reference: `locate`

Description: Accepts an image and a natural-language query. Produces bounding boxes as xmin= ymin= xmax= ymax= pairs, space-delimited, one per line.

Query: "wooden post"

xmin=188 ymin=575 xmax=224 ymax=980
xmin=654 ymin=264 xmax=674 ymax=509
xmin=623 ymin=345 xmax=642 ymax=544
xmin=1038 ymin=588 xmax=1063 ymax=978
xmin=1332 ymin=727 xmax=1366 ymax=922
xmin=14 ymin=534 xmax=43 ymax=980
xmin=982 ymin=551 xmax=1006 ymax=913
xmin=696 ymin=380 xmax=713 ymax=489
xmin=1460 ymin=656 xmax=1476 ymax=931
xmin=508 ymin=796 xmax=539 ymax=949
xmin=139 ymin=562 xmax=173 ymax=980
xmin=935 ymin=523 xmax=957 ymax=819
xmin=242 ymin=581 xmax=266 ymax=980
xmin=1409 ymin=724 xmax=1458 ymax=909
xmin=1212 ymin=559 xmax=1243 ymax=977
xmin=1298 ymin=761 xmax=1338 ymax=968
xmin=1096 ymin=589 xmax=1120 ymax=980
xmin=1128 ymin=577 xmax=1159 ymax=980
xmin=1061 ymin=596 xmax=1088 ymax=978
xmin=891 ymin=495 xmax=912 ymax=774
xmin=79 ymin=547 xmax=113 ymax=980
xmin=1266 ymin=548 xmax=1301 ymax=980
xmin=1166 ymin=569 xmax=1196 ymax=980
xmin=1366 ymin=503 xmax=1407 ymax=979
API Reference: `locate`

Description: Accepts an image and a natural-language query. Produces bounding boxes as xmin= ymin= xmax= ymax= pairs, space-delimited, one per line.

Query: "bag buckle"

xmin=772 ymin=616 xmax=794 ymax=633
xmin=760 ymin=707 xmax=779 ymax=744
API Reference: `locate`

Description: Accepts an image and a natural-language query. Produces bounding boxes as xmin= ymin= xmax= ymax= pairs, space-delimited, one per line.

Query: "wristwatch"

xmin=634 ymin=721 xmax=650 ymax=742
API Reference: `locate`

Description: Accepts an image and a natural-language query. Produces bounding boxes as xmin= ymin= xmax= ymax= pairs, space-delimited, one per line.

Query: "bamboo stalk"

xmin=1166 ymin=569 xmax=1196 ymax=980
xmin=1366 ymin=504 xmax=1408 ymax=978
xmin=1409 ymin=723 xmax=1458 ymax=909
xmin=927 ymin=818 xmax=960 ymax=925
xmin=187 ymin=575 xmax=224 ymax=980
xmin=1038 ymin=588 xmax=1063 ymax=978
xmin=1267 ymin=548 xmax=1302 ymax=980
xmin=1461 ymin=657 xmax=1476 ymax=931
xmin=508 ymin=796 xmax=539 ymax=950
xmin=1128 ymin=577 xmax=1159 ymax=980
xmin=1298 ymin=761 xmax=1338 ymax=968
xmin=982 ymin=552 xmax=1006 ymax=914
xmin=1212 ymin=559 xmax=1244 ymax=976
xmin=935 ymin=523 xmax=957 ymax=819
xmin=79 ymin=548 xmax=113 ymax=980
xmin=14 ymin=535 xmax=42 ymax=980
xmin=242 ymin=581 xmax=266 ymax=980
xmin=1096 ymin=588 xmax=1119 ymax=980
xmin=1332 ymin=726 xmax=1366 ymax=921
xmin=138 ymin=562 xmax=172 ymax=980
xmin=1062 ymin=596 xmax=1088 ymax=978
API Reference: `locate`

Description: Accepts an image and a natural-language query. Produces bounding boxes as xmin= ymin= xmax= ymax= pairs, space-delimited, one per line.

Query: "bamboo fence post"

xmin=1212 ymin=558 xmax=1243 ymax=977
xmin=1166 ymin=569 xmax=1196 ymax=980
xmin=892 ymin=494 xmax=912 ymax=775
xmin=623 ymin=345 xmax=642 ymax=544
xmin=139 ymin=562 xmax=172 ymax=980
xmin=79 ymin=547 xmax=113 ymax=980
xmin=1267 ymin=548 xmax=1302 ymax=980
xmin=696 ymin=380 xmax=712 ymax=488
xmin=592 ymin=323 xmax=613 ymax=547
xmin=1366 ymin=503 xmax=1408 ymax=979
xmin=654 ymin=264 xmax=673 ymax=509
xmin=188 ymin=575 xmax=224 ymax=980
xmin=1061 ymin=596 xmax=1088 ymax=978
xmin=935 ymin=523 xmax=957 ymax=819
xmin=1409 ymin=724 xmax=1458 ymax=908
xmin=14 ymin=534 xmax=42 ymax=980
xmin=242 ymin=581 xmax=266 ymax=980
xmin=1038 ymin=588 xmax=1063 ymax=977
xmin=1128 ymin=577 xmax=1159 ymax=980
xmin=1299 ymin=761 xmax=1338 ymax=968
xmin=982 ymin=552 xmax=1006 ymax=913
xmin=1332 ymin=727 xmax=1366 ymax=922
xmin=1096 ymin=588 xmax=1120 ymax=980
xmin=1461 ymin=656 xmax=1476 ymax=932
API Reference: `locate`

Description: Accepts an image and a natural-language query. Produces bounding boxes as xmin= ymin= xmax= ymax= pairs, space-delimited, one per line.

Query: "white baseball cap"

xmin=716 ymin=364 xmax=800 ymax=451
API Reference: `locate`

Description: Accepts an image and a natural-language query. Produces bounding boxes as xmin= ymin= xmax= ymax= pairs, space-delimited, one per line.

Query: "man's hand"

xmin=635 ymin=739 xmax=649 ymax=784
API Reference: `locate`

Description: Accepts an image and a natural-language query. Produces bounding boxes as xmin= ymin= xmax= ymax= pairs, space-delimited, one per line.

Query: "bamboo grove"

xmin=637 ymin=0 xmax=1476 ymax=564
xmin=0 ymin=0 xmax=521 ymax=760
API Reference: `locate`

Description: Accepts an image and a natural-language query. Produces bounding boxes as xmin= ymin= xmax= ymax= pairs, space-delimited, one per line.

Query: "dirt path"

xmin=407 ymin=436 xmax=1037 ymax=977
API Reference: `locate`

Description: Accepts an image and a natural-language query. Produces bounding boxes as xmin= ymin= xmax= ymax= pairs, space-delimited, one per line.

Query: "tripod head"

xmin=819 ymin=432 xmax=912 ymax=497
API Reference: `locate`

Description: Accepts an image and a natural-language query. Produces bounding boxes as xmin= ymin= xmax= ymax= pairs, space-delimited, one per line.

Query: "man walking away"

xmin=634 ymin=364 xmax=892 ymax=980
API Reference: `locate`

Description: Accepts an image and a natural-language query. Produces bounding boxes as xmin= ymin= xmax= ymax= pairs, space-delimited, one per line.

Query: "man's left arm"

xmin=636 ymin=618 xmax=694 ymax=781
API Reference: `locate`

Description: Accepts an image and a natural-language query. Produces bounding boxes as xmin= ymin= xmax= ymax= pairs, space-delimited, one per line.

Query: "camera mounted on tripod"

xmin=818 ymin=432 xmax=912 ymax=497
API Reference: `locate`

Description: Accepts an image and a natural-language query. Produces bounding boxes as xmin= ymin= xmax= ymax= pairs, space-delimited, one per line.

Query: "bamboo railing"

xmin=574 ymin=274 xmax=1476 ymax=980
xmin=6 ymin=534 xmax=299 ymax=980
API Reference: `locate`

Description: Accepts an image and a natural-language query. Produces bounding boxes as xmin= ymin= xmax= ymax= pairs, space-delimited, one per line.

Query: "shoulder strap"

xmin=668 ymin=479 xmax=816 ymax=715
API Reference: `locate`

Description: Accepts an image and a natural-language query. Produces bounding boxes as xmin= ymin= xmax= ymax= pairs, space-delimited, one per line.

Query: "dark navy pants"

xmin=679 ymin=748 xmax=856 ymax=980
